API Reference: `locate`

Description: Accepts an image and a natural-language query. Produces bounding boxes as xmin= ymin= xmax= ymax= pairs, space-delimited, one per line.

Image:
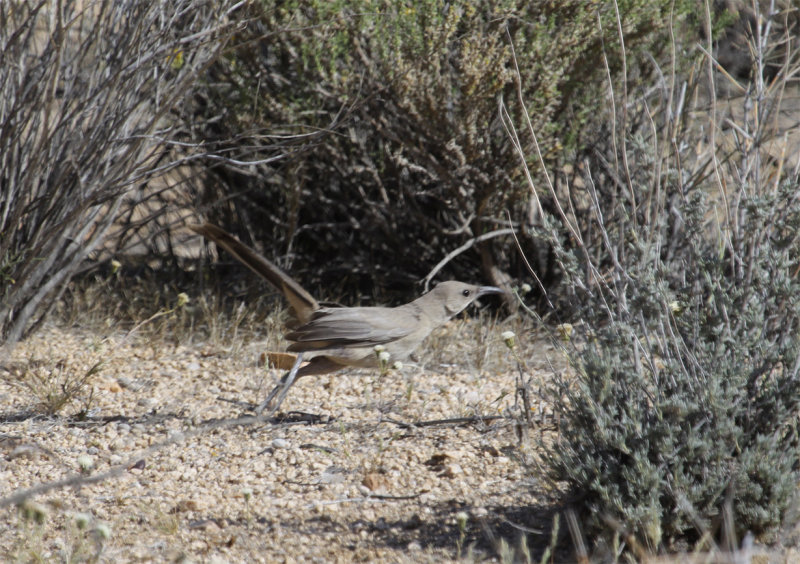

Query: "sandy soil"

xmin=0 ymin=319 xmax=560 ymax=563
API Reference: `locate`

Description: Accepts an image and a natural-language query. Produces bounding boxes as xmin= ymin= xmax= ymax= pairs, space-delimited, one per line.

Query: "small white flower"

xmin=93 ymin=522 xmax=112 ymax=541
xmin=501 ymin=331 xmax=516 ymax=349
xmin=391 ymin=361 xmax=403 ymax=370
xmin=77 ymin=455 xmax=94 ymax=473
xmin=456 ymin=511 xmax=469 ymax=529
xmin=520 ymin=283 xmax=531 ymax=294
xmin=73 ymin=512 xmax=92 ymax=530
xmin=176 ymin=292 xmax=189 ymax=307
xmin=373 ymin=345 xmax=385 ymax=353
xmin=378 ymin=351 xmax=391 ymax=363
xmin=242 ymin=487 xmax=253 ymax=502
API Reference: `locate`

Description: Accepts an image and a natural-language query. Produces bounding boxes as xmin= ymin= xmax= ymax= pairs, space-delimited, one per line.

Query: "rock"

xmin=272 ymin=438 xmax=290 ymax=449
xmin=443 ymin=464 xmax=463 ymax=478
xmin=172 ymin=499 xmax=199 ymax=512
xmin=362 ymin=472 xmax=390 ymax=493
xmin=319 ymin=469 xmax=346 ymax=485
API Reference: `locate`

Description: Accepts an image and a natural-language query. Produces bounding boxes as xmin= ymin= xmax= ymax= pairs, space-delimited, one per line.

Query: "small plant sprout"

xmin=93 ymin=522 xmax=111 ymax=540
xmin=501 ymin=330 xmax=534 ymax=425
xmin=73 ymin=512 xmax=92 ymax=530
xmin=556 ymin=323 xmax=573 ymax=342
xmin=455 ymin=511 xmax=469 ymax=558
xmin=65 ymin=511 xmax=94 ymax=561
xmin=92 ymin=521 xmax=112 ymax=559
xmin=18 ymin=500 xmax=49 ymax=525
xmin=77 ymin=454 xmax=94 ymax=474
xmin=241 ymin=487 xmax=254 ymax=523
xmin=405 ymin=380 xmax=414 ymax=402
xmin=13 ymin=358 xmax=103 ymax=415
xmin=120 ymin=291 xmax=192 ymax=344
xmin=374 ymin=346 xmax=392 ymax=376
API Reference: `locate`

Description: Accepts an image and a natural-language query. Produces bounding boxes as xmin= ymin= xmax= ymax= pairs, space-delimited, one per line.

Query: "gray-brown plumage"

xmin=190 ymin=223 xmax=503 ymax=414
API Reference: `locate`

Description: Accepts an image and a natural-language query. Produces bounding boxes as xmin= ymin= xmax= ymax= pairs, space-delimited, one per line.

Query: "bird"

xmin=190 ymin=223 xmax=504 ymax=414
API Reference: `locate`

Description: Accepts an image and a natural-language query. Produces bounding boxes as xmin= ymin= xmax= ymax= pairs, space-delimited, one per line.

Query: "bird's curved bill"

xmin=477 ymin=286 xmax=505 ymax=297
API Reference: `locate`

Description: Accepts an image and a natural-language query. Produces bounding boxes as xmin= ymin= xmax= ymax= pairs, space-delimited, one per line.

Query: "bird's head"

xmin=427 ymin=281 xmax=505 ymax=317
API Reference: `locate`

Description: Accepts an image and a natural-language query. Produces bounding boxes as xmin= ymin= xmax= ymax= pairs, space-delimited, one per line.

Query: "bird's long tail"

xmin=190 ymin=223 xmax=319 ymax=324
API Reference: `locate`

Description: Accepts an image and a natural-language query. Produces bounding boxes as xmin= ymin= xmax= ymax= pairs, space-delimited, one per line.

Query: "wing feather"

xmin=286 ymin=306 xmax=418 ymax=350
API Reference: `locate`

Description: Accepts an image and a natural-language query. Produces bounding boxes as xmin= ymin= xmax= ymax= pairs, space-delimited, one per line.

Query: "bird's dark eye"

xmin=462 ymin=289 xmax=471 ymax=297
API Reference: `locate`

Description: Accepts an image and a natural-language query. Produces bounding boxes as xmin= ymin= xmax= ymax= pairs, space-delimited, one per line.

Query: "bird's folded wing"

xmin=285 ymin=307 xmax=417 ymax=350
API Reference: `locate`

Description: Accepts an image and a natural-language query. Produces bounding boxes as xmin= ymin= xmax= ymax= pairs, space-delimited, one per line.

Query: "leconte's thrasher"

xmin=190 ymin=223 xmax=504 ymax=414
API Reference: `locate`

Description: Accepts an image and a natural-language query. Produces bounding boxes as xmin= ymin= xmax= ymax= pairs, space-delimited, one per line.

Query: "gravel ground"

xmin=1 ymin=319 xmax=560 ymax=563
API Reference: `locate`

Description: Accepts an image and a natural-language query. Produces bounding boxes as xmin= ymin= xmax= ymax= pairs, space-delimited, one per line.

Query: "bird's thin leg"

xmin=256 ymin=352 xmax=304 ymax=415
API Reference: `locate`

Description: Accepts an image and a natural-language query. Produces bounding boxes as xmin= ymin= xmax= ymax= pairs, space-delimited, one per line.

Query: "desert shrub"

xmin=524 ymin=3 xmax=800 ymax=555
xmin=193 ymin=0 xmax=692 ymax=301
xmin=0 ymin=1 xmax=237 ymax=346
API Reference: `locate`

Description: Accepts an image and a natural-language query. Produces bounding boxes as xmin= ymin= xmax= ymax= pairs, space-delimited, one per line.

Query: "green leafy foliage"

xmin=197 ymin=0 xmax=689 ymax=297
xmin=536 ymin=44 xmax=800 ymax=550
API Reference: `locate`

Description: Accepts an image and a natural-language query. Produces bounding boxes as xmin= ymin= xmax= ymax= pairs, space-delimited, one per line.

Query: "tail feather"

xmin=190 ymin=223 xmax=319 ymax=324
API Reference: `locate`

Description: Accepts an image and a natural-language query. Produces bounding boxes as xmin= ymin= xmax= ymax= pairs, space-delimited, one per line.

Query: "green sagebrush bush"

xmin=545 ymin=192 xmax=800 ymax=548
xmin=195 ymin=0 xmax=688 ymax=299
xmin=534 ymin=27 xmax=800 ymax=553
